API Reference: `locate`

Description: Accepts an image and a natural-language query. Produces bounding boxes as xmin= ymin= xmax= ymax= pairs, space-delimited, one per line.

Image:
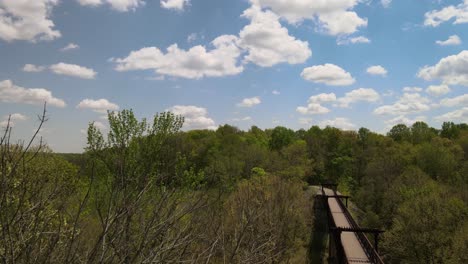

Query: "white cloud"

xmin=0 ymin=79 xmax=65 ymax=107
xmin=426 ymin=84 xmax=450 ymax=97
xmin=23 ymin=64 xmax=46 ymax=72
xmin=374 ymin=92 xmax=431 ymax=115
xmin=160 ymin=0 xmax=189 ymax=11
xmin=424 ymin=1 xmax=468 ymax=27
xmin=417 ymin=50 xmax=468 ymax=86
xmin=77 ymin=98 xmax=119 ymax=113
xmin=381 ymin=0 xmax=392 ymax=8
xmin=403 ymin=86 xmax=423 ymax=92
xmin=308 ymin=93 xmax=337 ymax=103
xmin=301 ymin=63 xmax=355 ymax=86
xmin=272 ymin=90 xmax=280 ymax=95
xmin=296 ymin=93 xmax=335 ymax=115
xmin=92 ymin=121 xmax=107 ymax=130
xmin=435 ymin=107 xmax=468 ymax=123
xmin=436 ymin=35 xmax=462 ymax=46
xmin=252 ymin=0 xmax=367 ymax=35
xmin=366 ymin=65 xmax=387 ymax=76
xmin=114 ymin=35 xmax=243 ymax=79
xmin=167 ymin=105 xmax=216 ymax=130
xmin=336 ymin=88 xmax=380 ymax=107
xmin=61 ymin=43 xmax=79 ymax=51
xmin=337 ymin=36 xmax=370 ymax=45
xmin=298 ymin=117 xmax=313 ymax=125
xmin=187 ymin=33 xmax=197 ymax=43
xmin=232 ymin=116 xmax=252 ymax=122
xmin=77 ymin=0 xmax=102 ymax=6
xmin=384 ymin=115 xmax=426 ymax=127
xmin=319 ymin=117 xmax=355 ymax=130
xmin=50 ymin=63 xmax=97 ymax=79
xmin=440 ymin=94 xmax=468 ymax=107
xmin=237 ymin=96 xmax=261 ymax=107
xmin=77 ymin=0 xmax=145 ymax=12
xmin=8 ymin=113 xmax=28 ymax=121
xmin=0 ymin=113 xmax=28 ymax=128
xmin=238 ymin=5 xmax=311 ymax=67
xmin=0 ymin=0 xmax=61 ymax=42
xmin=296 ymin=103 xmax=330 ymax=115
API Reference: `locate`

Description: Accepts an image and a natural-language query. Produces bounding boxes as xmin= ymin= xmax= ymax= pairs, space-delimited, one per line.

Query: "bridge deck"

xmin=322 ymin=188 xmax=371 ymax=263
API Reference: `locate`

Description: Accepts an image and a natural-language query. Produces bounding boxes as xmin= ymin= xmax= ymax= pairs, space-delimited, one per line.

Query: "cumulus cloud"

xmin=0 ymin=80 xmax=65 ymax=107
xmin=237 ymin=96 xmax=261 ymax=107
xmin=232 ymin=116 xmax=252 ymax=122
xmin=77 ymin=0 xmax=145 ymax=12
xmin=301 ymin=63 xmax=355 ymax=86
xmin=381 ymin=0 xmax=392 ymax=8
xmin=238 ymin=5 xmax=311 ymax=67
xmin=440 ymin=94 xmax=468 ymax=107
xmin=308 ymin=93 xmax=337 ymax=103
xmin=384 ymin=115 xmax=426 ymax=127
xmin=251 ymin=0 xmax=367 ymax=35
xmin=336 ymin=88 xmax=380 ymax=107
xmin=424 ymin=1 xmax=468 ymax=27
xmin=93 ymin=121 xmax=107 ymax=130
xmin=435 ymin=107 xmax=468 ymax=123
xmin=114 ymin=35 xmax=243 ymax=79
xmin=167 ymin=105 xmax=216 ymax=130
xmin=160 ymin=0 xmax=189 ymax=11
xmin=50 ymin=63 xmax=97 ymax=79
xmin=272 ymin=90 xmax=280 ymax=95
xmin=296 ymin=103 xmax=330 ymax=115
xmin=426 ymin=84 xmax=450 ymax=97
xmin=436 ymin=35 xmax=462 ymax=46
xmin=402 ymin=87 xmax=423 ymax=92
xmin=0 ymin=0 xmax=61 ymax=42
xmin=296 ymin=89 xmax=379 ymax=114
xmin=337 ymin=36 xmax=370 ymax=45
xmin=61 ymin=43 xmax=79 ymax=51
xmin=296 ymin=93 xmax=335 ymax=115
xmin=366 ymin=65 xmax=387 ymax=76
xmin=23 ymin=64 xmax=46 ymax=72
xmin=298 ymin=117 xmax=313 ymax=125
xmin=77 ymin=98 xmax=119 ymax=113
xmin=0 ymin=113 xmax=28 ymax=127
xmin=417 ymin=50 xmax=468 ymax=86
xmin=374 ymin=92 xmax=431 ymax=115
xmin=319 ymin=117 xmax=356 ymax=130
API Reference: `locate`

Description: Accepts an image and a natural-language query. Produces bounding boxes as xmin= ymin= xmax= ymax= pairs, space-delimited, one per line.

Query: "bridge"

xmin=317 ymin=184 xmax=384 ymax=263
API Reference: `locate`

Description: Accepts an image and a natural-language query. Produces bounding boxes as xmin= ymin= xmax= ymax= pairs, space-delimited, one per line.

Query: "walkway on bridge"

xmin=318 ymin=186 xmax=384 ymax=264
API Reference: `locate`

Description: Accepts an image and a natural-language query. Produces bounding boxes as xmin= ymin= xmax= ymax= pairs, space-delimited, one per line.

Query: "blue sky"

xmin=1 ymin=0 xmax=468 ymax=152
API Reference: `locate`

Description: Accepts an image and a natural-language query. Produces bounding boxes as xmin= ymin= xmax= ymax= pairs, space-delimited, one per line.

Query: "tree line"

xmin=1 ymin=106 xmax=467 ymax=263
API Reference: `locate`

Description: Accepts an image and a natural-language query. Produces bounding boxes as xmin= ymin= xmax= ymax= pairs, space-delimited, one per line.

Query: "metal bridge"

xmin=317 ymin=184 xmax=384 ymax=264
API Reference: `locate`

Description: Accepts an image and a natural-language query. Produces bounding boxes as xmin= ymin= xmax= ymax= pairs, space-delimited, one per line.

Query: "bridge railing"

xmin=333 ymin=189 xmax=385 ymax=264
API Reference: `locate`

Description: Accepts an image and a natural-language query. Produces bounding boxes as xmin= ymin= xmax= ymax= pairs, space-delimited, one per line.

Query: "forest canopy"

xmin=1 ymin=108 xmax=467 ymax=263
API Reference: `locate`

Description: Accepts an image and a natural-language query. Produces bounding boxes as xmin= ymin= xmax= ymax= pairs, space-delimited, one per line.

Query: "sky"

xmin=1 ymin=0 xmax=468 ymax=153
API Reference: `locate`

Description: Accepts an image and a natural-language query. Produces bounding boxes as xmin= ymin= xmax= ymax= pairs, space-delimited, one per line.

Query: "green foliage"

xmin=441 ymin=121 xmax=460 ymax=139
xmin=388 ymin=124 xmax=411 ymax=142
xmin=251 ymin=166 xmax=266 ymax=176
xmin=382 ymin=183 xmax=467 ymax=263
xmin=3 ymin=107 xmax=468 ymax=263
xmin=269 ymin=126 xmax=296 ymax=151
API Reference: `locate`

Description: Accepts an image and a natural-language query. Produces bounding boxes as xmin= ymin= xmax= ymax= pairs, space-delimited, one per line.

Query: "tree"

xmin=84 ymin=109 xmax=207 ymax=263
xmin=382 ymin=183 xmax=467 ymax=263
xmin=388 ymin=124 xmax=410 ymax=142
xmin=411 ymin=121 xmax=435 ymax=144
xmin=269 ymin=126 xmax=296 ymax=151
xmin=0 ymin=105 xmax=81 ymax=263
xmin=440 ymin=121 xmax=460 ymax=139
